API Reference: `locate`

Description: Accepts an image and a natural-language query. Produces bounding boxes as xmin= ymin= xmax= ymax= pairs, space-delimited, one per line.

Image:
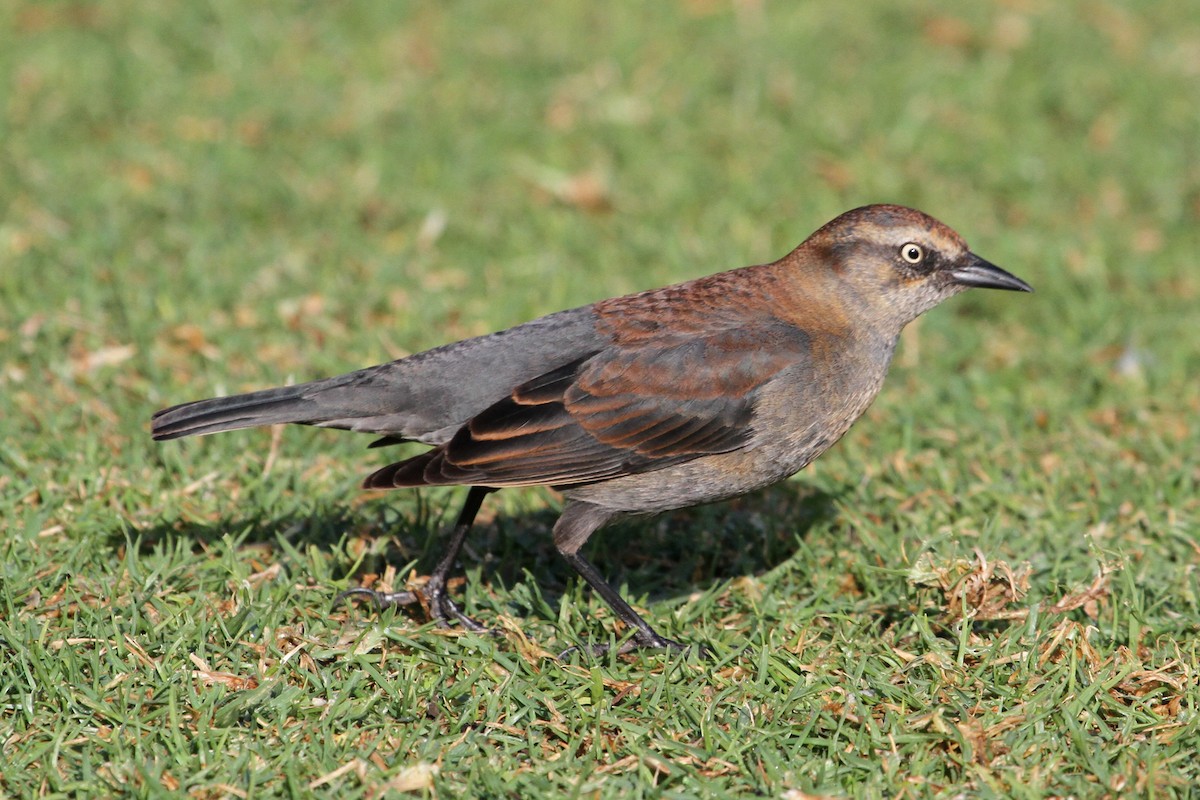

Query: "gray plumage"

xmin=152 ymin=204 xmax=1032 ymax=655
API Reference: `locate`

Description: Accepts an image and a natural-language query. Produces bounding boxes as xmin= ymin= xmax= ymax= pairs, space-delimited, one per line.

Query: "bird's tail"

xmin=151 ymin=384 xmax=325 ymax=441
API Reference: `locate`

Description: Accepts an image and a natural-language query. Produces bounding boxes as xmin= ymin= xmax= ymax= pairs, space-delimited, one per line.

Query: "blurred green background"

xmin=2 ymin=1 xmax=1197 ymax=797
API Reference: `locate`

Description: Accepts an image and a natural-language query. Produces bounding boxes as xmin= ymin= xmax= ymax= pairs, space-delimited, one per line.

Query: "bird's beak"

xmin=952 ymin=253 xmax=1033 ymax=292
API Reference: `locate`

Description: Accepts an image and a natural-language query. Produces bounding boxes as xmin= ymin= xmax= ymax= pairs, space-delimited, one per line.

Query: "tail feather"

xmin=151 ymin=385 xmax=321 ymax=440
xmin=151 ymin=305 xmax=603 ymax=446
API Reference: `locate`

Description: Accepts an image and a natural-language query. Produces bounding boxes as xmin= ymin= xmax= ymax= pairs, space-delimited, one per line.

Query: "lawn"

xmin=2 ymin=1 xmax=1198 ymax=797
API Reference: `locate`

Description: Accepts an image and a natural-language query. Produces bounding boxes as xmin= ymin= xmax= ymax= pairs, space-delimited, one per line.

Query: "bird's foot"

xmin=428 ymin=589 xmax=493 ymax=634
xmin=335 ymin=586 xmax=420 ymax=610
xmin=558 ymin=630 xmax=711 ymax=660
xmin=335 ymin=583 xmax=494 ymax=634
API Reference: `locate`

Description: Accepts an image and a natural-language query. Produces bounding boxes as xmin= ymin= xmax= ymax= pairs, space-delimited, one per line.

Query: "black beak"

xmin=952 ymin=253 xmax=1033 ymax=292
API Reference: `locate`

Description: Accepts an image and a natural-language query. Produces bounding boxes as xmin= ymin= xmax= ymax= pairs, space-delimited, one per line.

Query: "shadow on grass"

xmin=128 ymin=481 xmax=839 ymax=626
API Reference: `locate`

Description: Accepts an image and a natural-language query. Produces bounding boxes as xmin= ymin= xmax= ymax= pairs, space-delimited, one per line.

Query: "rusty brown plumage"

xmin=152 ymin=204 xmax=1032 ymax=656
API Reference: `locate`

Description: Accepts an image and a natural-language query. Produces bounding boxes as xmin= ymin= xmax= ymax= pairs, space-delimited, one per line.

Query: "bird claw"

xmin=557 ymin=632 xmax=710 ymax=661
xmin=335 ymin=584 xmax=495 ymax=635
xmin=334 ymin=587 xmax=420 ymax=609
xmin=431 ymin=591 xmax=494 ymax=634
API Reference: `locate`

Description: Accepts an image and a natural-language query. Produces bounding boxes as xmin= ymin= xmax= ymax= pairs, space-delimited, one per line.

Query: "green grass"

xmin=2 ymin=1 xmax=1198 ymax=797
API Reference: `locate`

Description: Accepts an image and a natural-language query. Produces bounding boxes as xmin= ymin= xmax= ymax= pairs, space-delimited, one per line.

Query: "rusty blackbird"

xmin=153 ymin=204 xmax=1032 ymax=655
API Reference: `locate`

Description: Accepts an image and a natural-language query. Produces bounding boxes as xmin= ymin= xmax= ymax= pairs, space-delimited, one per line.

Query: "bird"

xmin=152 ymin=204 xmax=1032 ymax=656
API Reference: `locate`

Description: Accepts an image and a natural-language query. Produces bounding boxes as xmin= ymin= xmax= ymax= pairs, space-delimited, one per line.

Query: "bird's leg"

xmin=558 ymin=550 xmax=691 ymax=656
xmin=337 ymin=486 xmax=492 ymax=633
xmin=552 ymin=501 xmax=704 ymax=658
xmin=420 ymin=486 xmax=491 ymax=631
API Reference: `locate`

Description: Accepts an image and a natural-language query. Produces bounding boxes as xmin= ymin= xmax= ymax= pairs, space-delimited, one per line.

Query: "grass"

xmin=2 ymin=0 xmax=1198 ymax=797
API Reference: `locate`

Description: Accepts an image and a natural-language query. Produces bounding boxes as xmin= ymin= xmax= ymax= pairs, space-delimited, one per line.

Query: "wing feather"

xmin=365 ymin=320 xmax=814 ymax=489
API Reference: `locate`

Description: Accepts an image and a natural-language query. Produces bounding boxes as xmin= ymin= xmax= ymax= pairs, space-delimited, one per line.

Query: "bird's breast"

xmin=748 ymin=331 xmax=898 ymax=476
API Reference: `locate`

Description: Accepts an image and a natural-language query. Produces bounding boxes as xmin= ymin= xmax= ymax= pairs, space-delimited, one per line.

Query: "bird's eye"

xmin=900 ymin=243 xmax=924 ymax=264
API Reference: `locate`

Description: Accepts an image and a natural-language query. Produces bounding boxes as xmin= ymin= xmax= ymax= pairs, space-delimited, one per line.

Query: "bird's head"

xmin=800 ymin=204 xmax=1032 ymax=330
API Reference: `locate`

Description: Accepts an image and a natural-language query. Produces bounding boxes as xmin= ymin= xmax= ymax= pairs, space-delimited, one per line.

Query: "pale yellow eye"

xmin=900 ymin=243 xmax=924 ymax=264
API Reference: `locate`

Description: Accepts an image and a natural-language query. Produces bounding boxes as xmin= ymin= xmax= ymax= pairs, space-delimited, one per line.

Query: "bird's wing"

xmin=364 ymin=320 xmax=813 ymax=489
